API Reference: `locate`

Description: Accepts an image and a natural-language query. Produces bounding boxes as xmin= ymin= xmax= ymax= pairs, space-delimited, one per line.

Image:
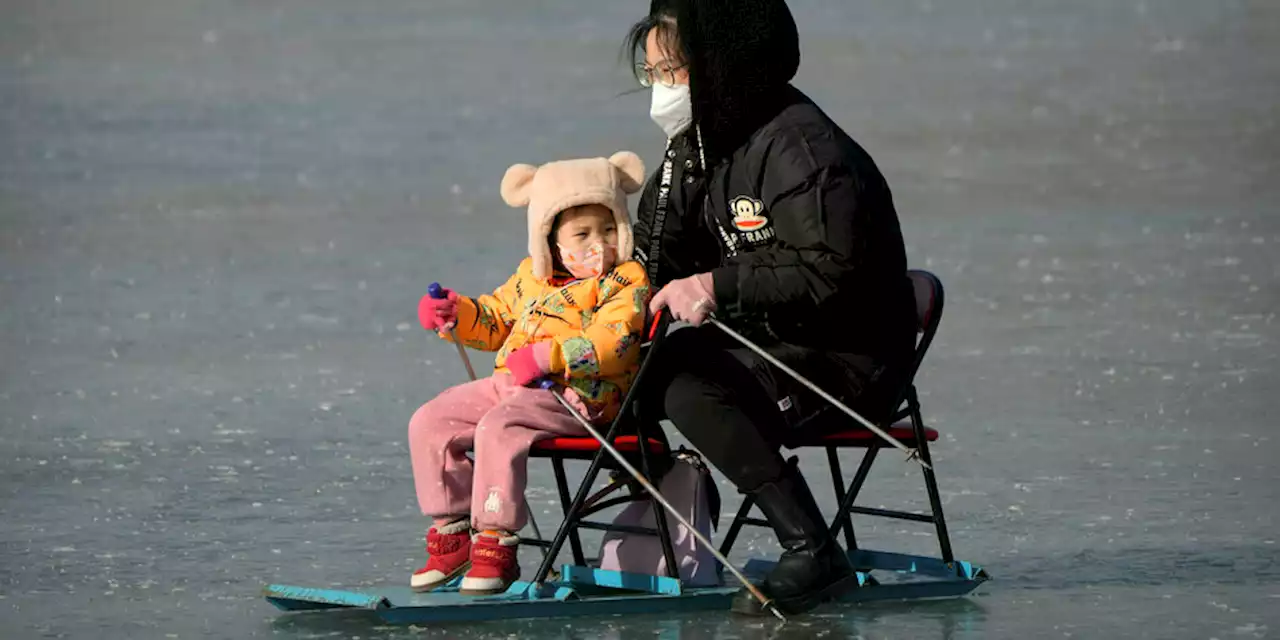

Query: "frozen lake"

xmin=2 ymin=0 xmax=1277 ymax=637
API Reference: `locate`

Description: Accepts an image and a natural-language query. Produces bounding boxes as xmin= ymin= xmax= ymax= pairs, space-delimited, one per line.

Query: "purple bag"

xmin=596 ymin=450 xmax=722 ymax=586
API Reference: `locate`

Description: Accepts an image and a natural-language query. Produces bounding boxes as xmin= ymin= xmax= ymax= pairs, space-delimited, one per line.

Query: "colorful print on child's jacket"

xmin=442 ymin=258 xmax=650 ymax=421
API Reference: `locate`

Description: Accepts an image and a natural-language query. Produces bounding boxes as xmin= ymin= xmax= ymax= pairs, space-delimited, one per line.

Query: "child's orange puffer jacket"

xmin=445 ymin=257 xmax=651 ymax=421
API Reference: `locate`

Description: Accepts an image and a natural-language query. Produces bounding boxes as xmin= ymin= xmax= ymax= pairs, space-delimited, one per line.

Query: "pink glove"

xmin=505 ymin=342 xmax=554 ymax=387
xmin=649 ymin=272 xmax=716 ymax=327
xmin=418 ymin=288 xmax=459 ymax=332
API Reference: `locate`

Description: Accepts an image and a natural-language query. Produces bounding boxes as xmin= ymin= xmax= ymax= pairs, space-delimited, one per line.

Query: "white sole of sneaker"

xmin=458 ymin=575 xmax=518 ymax=596
xmin=410 ymin=560 xmax=471 ymax=593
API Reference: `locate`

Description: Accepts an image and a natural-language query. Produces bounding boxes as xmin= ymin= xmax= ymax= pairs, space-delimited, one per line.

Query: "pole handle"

xmin=427 ymin=282 xmax=476 ymax=380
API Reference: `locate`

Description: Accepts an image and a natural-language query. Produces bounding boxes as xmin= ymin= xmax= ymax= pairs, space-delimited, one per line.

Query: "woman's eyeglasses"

xmin=635 ymin=62 xmax=688 ymax=88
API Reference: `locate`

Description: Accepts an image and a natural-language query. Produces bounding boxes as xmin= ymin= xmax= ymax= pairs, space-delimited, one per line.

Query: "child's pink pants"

xmin=408 ymin=374 xmax=587 ymax=532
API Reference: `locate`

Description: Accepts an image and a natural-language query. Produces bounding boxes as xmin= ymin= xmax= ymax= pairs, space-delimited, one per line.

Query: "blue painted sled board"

xmin=375 ymin=586 xmax=739 ymax=625
xmin=264 ymin=581 xmax=736 ymax=623
xmin=848 ymin=549 xmax=989 ymax=581
xmin=746 ymin=550 xmax=989 ymax=584
xmin=560 ymin=565 xmax=685 ymax=596
xmin=263 ymin=584 xmax=391 ymax=611
xmin=264 ymin=550 xmax=989 ymax=624
xmin=264 ymin=579 xmax=983 ymax=625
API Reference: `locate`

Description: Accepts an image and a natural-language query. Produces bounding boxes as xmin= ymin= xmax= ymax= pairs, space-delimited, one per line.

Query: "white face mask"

xmin=649 ymin=83 xmax=693 ymax=139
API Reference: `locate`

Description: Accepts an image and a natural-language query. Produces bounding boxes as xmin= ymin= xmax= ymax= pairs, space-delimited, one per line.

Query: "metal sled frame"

xmin=264 ymin=271 xmax=988 ymax=624
xmin=523 ymin=312 xmax=683 ymax=586
xmin=718 ymin=270 xmax=988 ymax=591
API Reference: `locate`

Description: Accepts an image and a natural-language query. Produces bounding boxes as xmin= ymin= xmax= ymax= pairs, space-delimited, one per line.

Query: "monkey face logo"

xmin=729 ymin=196 xmax=768 ymax=231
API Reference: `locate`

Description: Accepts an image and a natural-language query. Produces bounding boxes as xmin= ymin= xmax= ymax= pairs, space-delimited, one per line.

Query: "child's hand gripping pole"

xmin=429 ymin=282 xmax=478 ymax=382
xmin=535 ymin=376 xmax=786 ymax=622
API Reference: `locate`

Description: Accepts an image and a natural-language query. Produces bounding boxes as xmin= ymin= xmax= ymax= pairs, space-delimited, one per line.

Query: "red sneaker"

xmin=459 ymin=530 xmax=521 ymax=595
xmin=410 ymin=518 xmax=471 ymax=592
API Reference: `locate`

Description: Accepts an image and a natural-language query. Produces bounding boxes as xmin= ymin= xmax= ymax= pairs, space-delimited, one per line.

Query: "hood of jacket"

xmin=649 ymin=0 xmax=801 ymax=161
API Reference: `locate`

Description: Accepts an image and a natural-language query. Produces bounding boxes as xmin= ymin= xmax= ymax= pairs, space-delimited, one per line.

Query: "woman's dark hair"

xmin=622 ymin=11 xmax=685 ymax=71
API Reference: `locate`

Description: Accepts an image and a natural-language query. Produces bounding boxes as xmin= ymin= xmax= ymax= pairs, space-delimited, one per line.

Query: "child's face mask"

xmin=557 ymin=242 xmax=617 ymax=280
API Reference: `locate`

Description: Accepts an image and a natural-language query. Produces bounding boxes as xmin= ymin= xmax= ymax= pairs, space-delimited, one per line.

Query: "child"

xmin=409 ymin=151 xmax=650 ymax=595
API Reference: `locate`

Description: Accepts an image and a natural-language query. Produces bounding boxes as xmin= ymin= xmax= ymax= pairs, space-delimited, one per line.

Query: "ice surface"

xmin=1 ymin=0 xmax=1277 ymax=637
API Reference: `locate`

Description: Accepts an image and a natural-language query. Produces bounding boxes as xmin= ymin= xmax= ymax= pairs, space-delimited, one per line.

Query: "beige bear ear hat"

xmin=500 ymin=151 xmax=646 ymax=280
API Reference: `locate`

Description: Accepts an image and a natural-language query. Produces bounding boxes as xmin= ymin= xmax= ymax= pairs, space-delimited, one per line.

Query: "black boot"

xmin=730 ymin=461 xmax=860 ymax=616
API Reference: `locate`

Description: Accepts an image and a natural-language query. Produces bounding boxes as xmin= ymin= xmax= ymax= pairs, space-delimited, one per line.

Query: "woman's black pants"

xmin=642 ymin=325 xmax=889 ymax=493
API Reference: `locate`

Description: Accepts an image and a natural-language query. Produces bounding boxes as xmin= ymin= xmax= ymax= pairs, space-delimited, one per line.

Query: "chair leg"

xmin=530 ymin=318 xmax=673 ymax=584
xmin=538 ymin=455 xmax=590 ymax=580
xmin=556 ymin=457 xmax=588 ymax=567
xmin=829 ymin=447 xmax=878 ymax=539
xmin=826 ymin=447 xmax=859 ymax=550
xmin=638 ymin=435 xmax=680 ymax=579
xmin=913 ymin=407 xmax=954 ymax=564
xmin=717 ymin=496 xmax=755 ymax=557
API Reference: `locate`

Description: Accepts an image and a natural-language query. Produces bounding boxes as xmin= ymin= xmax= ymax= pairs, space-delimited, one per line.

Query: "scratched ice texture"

xmin=1 ymin=0 xmax=1277 ymax=638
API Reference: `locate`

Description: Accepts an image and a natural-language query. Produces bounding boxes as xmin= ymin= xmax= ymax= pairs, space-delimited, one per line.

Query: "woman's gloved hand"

xmin=505 ymin=342 xmax=554 ymax=387
xmin=418 ymin=287 xmax=459 ymax=332
xmin=649 ymin=272 xmax=716 ymax=327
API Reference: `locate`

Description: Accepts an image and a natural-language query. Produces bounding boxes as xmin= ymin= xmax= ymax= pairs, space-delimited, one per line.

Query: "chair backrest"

xmin=778 ymin=270 xmax=947 ymax=432
xmin=899 ymin=270 xmax=945 ymax=405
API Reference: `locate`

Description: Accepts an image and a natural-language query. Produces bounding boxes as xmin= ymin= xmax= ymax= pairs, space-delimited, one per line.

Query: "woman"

xmin=625 ymin=0 xmax=920 ymax=615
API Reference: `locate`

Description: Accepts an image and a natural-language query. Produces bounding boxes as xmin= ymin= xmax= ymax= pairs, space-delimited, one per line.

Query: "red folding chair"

xmin=522 ymin=314 xmax=682 ymax=584
xmin=717 ymin=270 xmax=956 ymax=564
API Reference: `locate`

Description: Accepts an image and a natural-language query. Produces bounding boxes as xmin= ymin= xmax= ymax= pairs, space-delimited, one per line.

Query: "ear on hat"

xmin=608 ymin=151 xmax=646 ymax=195
xmin=500 ymin=163 xmax=538 ymax=207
